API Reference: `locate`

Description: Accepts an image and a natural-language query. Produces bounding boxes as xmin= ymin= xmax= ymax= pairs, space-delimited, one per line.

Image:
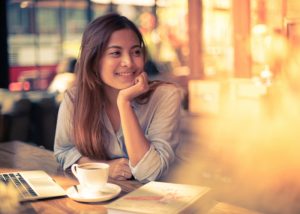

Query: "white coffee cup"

xmin=71 ymin=162 xmax=109 ymax=193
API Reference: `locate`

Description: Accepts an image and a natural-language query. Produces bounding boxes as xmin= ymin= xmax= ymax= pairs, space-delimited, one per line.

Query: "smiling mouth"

xmin=115 ymin=71 xmax=136 ymax=76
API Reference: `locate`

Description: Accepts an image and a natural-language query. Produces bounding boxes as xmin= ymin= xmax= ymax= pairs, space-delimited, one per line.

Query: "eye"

xmin=131 ymin=48 xmax=142 ymax=57
xmin=109 ymin=50 xmax=121 ymax=57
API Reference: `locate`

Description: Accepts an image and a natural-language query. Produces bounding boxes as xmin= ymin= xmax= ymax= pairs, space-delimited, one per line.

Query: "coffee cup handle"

xmin=71 ymin=164 xmax=78 ymax=178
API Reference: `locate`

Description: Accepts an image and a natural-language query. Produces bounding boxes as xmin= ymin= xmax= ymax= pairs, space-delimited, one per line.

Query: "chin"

xmin=115 ymin=81 xmax=135 ymax=90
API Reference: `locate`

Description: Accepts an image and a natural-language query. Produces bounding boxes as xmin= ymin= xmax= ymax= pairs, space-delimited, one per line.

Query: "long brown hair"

xmin=71 ymin=13 xmax=162 ymax=160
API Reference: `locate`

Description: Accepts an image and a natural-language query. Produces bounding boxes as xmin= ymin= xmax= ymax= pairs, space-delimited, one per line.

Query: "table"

xmin=0 ymin=141 xmax=142 ymax=213
xmin=0 ymin=141 xmax=261 ymax=214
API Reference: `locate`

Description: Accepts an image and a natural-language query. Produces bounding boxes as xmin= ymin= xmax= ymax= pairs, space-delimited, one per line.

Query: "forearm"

xmin=77 ymin=156 xmax=97 ymax=164
xmin=77 ymin=156 xmax=110 ymax=164
xmin=118 ymin=100 xmax=150 ymax=166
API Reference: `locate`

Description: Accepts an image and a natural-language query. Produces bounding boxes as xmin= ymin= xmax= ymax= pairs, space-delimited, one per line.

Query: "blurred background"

xmin=1 ymin=1 xmax=300 ymax=213
xmin=3 ymin=0 xmax=298 ymax=91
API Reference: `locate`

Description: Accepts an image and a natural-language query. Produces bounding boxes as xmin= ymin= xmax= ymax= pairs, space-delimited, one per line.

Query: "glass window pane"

xmin=63 ymin=0 xmax=88 ymax=58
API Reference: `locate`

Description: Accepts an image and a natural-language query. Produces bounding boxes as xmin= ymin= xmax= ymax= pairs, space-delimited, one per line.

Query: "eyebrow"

xmin=106 ymin=44 xmax=141 ymax=50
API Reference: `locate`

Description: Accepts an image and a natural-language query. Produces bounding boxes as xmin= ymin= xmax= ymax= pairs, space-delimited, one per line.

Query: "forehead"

xmin=107 ymin=29 xmax=140 ymax=47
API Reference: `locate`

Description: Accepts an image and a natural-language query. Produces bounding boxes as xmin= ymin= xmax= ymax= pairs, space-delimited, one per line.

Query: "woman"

xmin=54 ymin=13 xmax=182 ymax=182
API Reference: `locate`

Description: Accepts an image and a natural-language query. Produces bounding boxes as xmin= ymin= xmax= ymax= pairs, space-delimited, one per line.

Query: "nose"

xmin=120 ymin=53 xmax=133 ymax=68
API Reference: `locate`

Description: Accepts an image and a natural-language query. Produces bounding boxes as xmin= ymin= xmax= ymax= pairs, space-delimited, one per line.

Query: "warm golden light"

xmin=20 ymin=1 xmax=30 ymax=9
xmin=173 ymin=37 xmax=300 ymax=213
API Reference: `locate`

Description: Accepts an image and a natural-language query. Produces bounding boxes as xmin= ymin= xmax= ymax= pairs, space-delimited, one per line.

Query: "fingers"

xmin=135 ymin=71 xmax=148 ymax=84
xmin=115 ymin=169 xmax=132 ymax=181
xmin=134 ymin=72 xmax=149 ymax=92
xmin=108 ymin=158 xmax=133 ymax=180
xmin=123 ymin=167 xmax=132 ymax=177
xmin=141 ymin=71 xmax=148 ymax=81
xmin=139 ymin=71 xmax=147 ymax=79
xmin=117 ymin=71 xmax=149 ymax=104
xmin=114 ymin=169 xmax=132 ymax=180
xmin=117 ymin=164 xmax=132 ymax=180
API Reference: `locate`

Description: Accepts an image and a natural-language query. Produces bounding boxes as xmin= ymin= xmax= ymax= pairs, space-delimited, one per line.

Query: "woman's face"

xmin=99 ymin=29 xmax=144 ymax=91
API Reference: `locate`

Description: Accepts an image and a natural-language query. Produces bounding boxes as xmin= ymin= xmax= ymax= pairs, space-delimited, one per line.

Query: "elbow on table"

xmin=132 ymin=156 xmax=172 ymax=183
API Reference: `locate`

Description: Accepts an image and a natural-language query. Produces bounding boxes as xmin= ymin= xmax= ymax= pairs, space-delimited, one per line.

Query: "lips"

xmin=115 ymin=71 xmax=136 ymax=76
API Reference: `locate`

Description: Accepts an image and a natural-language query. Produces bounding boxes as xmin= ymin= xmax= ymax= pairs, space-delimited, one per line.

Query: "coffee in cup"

xmin=71 ymin=162 xmax=109 ymax=193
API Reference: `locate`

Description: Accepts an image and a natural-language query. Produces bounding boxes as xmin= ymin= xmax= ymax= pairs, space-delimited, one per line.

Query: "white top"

xmin=54 ymin=84 xmax=182 ymax=182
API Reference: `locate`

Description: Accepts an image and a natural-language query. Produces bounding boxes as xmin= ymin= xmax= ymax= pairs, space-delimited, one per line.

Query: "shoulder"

xmin=65 ymin=87 xmax=76 ymax=102
xmin=151 ymin=83 xmax=184 ymax=105
xmin=153 ymin=83 xmax=183 ymax=99
xmin=60 ymin=87 xmax=76 ymax=110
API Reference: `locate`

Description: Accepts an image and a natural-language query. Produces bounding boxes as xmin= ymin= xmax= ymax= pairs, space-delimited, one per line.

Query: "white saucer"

xmin=66 ymin=183 xmax=121 ymax=203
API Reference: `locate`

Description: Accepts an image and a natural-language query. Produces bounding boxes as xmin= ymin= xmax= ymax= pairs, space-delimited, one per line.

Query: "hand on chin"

xmin=117 ymin=72 xmax=149 ymax=104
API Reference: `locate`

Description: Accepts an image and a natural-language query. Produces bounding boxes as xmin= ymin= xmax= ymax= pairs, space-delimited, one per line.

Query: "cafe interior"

xmin=1 ymin=0 xmax=300 ymax=213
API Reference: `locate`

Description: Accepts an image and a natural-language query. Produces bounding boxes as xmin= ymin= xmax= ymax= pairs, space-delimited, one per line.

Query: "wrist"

xmin=117 ymin=97 xmax=131 ymax=109
xmin=117 ymin=93 xmax=131 ymax=108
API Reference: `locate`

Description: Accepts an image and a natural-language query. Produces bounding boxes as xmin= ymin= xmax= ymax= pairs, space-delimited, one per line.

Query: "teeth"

xmin=116 ymin=71 xmax=135 ymax=76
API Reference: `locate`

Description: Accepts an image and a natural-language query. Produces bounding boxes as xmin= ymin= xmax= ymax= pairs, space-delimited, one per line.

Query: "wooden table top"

xmin=0 ymin=141 xmax=262 ymax=214
xmin=0 ymin=141 xmax=142 ymax=214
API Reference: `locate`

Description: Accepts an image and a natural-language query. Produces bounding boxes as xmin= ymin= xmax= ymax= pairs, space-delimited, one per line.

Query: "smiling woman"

xmin=54 ymin=13 xmax=182 ymax=183
xmin=100 ymin=29 xmax=145 ymax=90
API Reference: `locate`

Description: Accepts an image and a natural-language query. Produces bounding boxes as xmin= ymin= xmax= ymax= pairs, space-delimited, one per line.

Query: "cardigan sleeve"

xmin=129 ymin=85 xmax=182 ymax=182
xmin=54 ymin=92 xmax=82 ymax=170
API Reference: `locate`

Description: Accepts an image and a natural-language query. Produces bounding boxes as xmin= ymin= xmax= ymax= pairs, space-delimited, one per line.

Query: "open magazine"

xmin=106 ymin=181 xmax=211 ymax=214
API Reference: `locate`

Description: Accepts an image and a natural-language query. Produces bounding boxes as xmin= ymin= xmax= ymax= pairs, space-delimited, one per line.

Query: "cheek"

xmin=135 ymin=58 xmax=145 ymax=69
xmin=99 ymin=68 xmax=113 ymax=81
xmin=99 ymin=59 xmax=118 ymax=75
xmin=100 ymin=58 xmax=117 ymax=69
